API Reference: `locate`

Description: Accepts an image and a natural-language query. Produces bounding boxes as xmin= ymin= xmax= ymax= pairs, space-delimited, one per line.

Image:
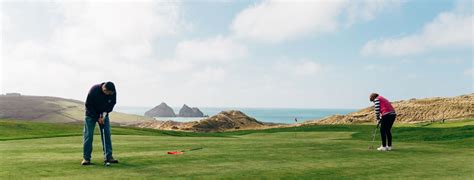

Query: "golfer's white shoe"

xmin=377 ymin=146 xmax=388 ymax=151
xmin=387 ymin=146 xmax=392 ymax=151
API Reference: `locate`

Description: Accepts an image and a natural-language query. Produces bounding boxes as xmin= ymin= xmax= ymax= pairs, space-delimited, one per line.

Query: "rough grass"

xmin=0 ymin=119 xmax=472 ymax=179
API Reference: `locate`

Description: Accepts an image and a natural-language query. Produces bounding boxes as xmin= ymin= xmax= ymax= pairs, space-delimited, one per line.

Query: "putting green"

xmin=0 ymin=120 xmax=472 ymax=179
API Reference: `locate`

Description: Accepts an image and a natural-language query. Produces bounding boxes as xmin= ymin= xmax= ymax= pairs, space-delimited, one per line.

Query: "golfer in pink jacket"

xmin=370 ymin=93 xmax=396 ymax=151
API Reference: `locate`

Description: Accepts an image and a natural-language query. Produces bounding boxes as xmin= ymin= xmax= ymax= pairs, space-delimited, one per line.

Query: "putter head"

xmin=104 ymin=162 xmax=111 ymax=167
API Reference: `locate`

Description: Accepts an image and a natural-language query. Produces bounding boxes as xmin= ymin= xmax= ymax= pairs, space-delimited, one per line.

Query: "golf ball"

xmin=105 ymin=162 xmax=111 ymax=166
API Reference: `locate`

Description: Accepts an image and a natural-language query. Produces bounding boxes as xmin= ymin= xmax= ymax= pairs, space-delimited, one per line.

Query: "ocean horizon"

xmin=114 ymin=106 xmax=357 ymax=124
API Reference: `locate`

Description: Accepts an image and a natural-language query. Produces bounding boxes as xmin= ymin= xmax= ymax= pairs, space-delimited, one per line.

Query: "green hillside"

xmin=0 ymin=95 xmax=152 ymax=125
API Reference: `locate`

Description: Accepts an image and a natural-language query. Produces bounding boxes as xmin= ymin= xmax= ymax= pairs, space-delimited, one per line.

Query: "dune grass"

xmin=0 ymin=119 xmax=472 ymax=179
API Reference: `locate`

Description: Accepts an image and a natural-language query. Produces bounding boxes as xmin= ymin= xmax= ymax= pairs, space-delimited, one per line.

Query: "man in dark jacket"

xmin=81 ymin=82 xmax=119 ymax=165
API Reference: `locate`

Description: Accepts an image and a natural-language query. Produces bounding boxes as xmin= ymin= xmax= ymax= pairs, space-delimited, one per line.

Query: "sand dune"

xmin=304 ymin=94 xmax=474 ymax=125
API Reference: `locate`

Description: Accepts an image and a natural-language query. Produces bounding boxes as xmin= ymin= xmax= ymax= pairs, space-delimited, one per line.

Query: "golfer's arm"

xmin=374 ymin=99 xmax=381 ymax=121
xmin=106 ymin=105 xmax=115 ymax=114
xmin=85 ymin=93 xmax=98 ymax=117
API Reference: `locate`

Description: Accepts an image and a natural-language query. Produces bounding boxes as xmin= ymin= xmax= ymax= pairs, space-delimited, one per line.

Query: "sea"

xmin=114 ymin=106 xmax=356 ymax=124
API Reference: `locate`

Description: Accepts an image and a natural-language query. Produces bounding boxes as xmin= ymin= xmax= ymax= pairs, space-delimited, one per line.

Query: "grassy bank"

xmin=0 ymin=119 xmax=472 ymax=179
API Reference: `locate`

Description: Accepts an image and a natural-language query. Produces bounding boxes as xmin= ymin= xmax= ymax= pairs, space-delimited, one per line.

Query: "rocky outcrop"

xmin=192 ymin=110 xmax=264 ymax=132
xmin=178 ymin=104 xmax=205 ymax=117
xmin=145 ymin=102 xmax=176 ymax=117
xmin=137 ymin=110 xmax=268 ymax=132
xmin=305 ymin=94 xmax=474 ymax=125
xmin=137 ymin=120 xmax=183 ymax=130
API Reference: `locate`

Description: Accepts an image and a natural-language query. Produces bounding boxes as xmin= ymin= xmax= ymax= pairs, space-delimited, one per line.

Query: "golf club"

xmin=181 ymin=147 xmax=203 ymax=152
xmin=368 ymin=123 xmax=379 ymax=150
xmin=101 ymin=127 xmax=110 ymax=167
xmin=167 ymin=147 xmax=203 ymax=155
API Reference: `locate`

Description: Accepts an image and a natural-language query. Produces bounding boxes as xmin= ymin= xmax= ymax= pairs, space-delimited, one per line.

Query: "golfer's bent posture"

xmin=82 ymin=82 xmax=118 ymax=165
xmin=370 ymin=93 xmax=396 ymax=151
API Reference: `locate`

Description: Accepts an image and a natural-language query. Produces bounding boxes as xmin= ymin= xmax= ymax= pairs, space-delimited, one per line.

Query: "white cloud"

xmin=364 ymin=64 xmax=394 ymax=72
xmin=3 ymin=0 xmax=186 ymax=64
xmin=345 ymin=0 xmax=404 ymax=25
xmin=161 ymin=36 xmax=248 ymax=95
xmin=465 ymin=68 xmax=473 ymax=77
xmin=275 ymin=59 xmax=323 ymax=76
xmin=149 ymin=35 xmax=247 ymax=84
xmin=53 ymin=1 xmax=185 ymax=64
xmin=231 ymin=0 xmax=344 ymax=42
xmin=1 ymin=1 xmax=188 ymax=102
xmin=175 ymin=35 xmax=248 ymax=63
xmin=231 ymin=0 xmax=402 ymax=43
xmin=189 ymin=67 xmax=227 ymax=85
xmin=1 ymin=1 xmax=251 ymax=106
xmin=362 ymin=4 xmax=473 ymax=56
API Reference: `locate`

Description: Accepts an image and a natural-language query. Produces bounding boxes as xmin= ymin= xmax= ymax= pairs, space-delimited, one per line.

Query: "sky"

xmin=0 ymin=0 xmax=472 ymax=109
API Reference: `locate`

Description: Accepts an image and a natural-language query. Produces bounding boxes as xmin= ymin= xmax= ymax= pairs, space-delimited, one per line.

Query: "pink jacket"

xmin=374 ymin=95 xmax=396 ymax=120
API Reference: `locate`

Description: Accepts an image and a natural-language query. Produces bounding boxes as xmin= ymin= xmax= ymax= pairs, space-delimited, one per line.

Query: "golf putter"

xmin=181 ymin=147 xmax=203 ymax=152
xmin=101 ymin=127 xmax=111 ymax=167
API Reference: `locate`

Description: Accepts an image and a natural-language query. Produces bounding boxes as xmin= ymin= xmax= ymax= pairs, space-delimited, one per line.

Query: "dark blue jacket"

xmin=85 ymin=83 xmax=116 ymax=119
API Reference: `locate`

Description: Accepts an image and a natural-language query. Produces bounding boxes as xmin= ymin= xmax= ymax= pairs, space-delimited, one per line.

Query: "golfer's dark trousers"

xmin=380 ymin=114 xmax=396 ymax=147
xmin=83 ymin=116 xmax=113 ymax=161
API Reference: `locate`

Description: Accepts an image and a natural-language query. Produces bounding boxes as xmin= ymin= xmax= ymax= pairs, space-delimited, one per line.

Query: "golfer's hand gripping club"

xmin=98 ymin=112 xmax=106 ymax=125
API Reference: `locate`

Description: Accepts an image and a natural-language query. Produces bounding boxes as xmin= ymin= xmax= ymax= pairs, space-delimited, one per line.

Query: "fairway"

xmin=0 ymin=120 xmax=473 ymax=179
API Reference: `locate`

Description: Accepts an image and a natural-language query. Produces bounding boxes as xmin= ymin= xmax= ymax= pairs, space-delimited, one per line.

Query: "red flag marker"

xmin=167 ymin=151 xmax=183 ymax=155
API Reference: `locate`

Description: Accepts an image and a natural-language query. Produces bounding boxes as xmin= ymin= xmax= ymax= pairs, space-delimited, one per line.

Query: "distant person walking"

xmin=82 ymin=82 xmax=119 ymax=165
xmin=370 ymin=93 xmax=396 ymax=151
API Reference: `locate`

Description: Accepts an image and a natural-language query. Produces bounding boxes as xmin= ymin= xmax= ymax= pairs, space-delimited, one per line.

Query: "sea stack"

xmin=145 ymin=102 xmax=176 ymax=117
xmin=178 ymin=104 xmax=204 ymax=117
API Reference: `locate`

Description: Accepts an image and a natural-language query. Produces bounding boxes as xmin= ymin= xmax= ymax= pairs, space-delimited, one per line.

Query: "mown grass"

xmin=0 ymin=119 xmax=472 ymax=179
